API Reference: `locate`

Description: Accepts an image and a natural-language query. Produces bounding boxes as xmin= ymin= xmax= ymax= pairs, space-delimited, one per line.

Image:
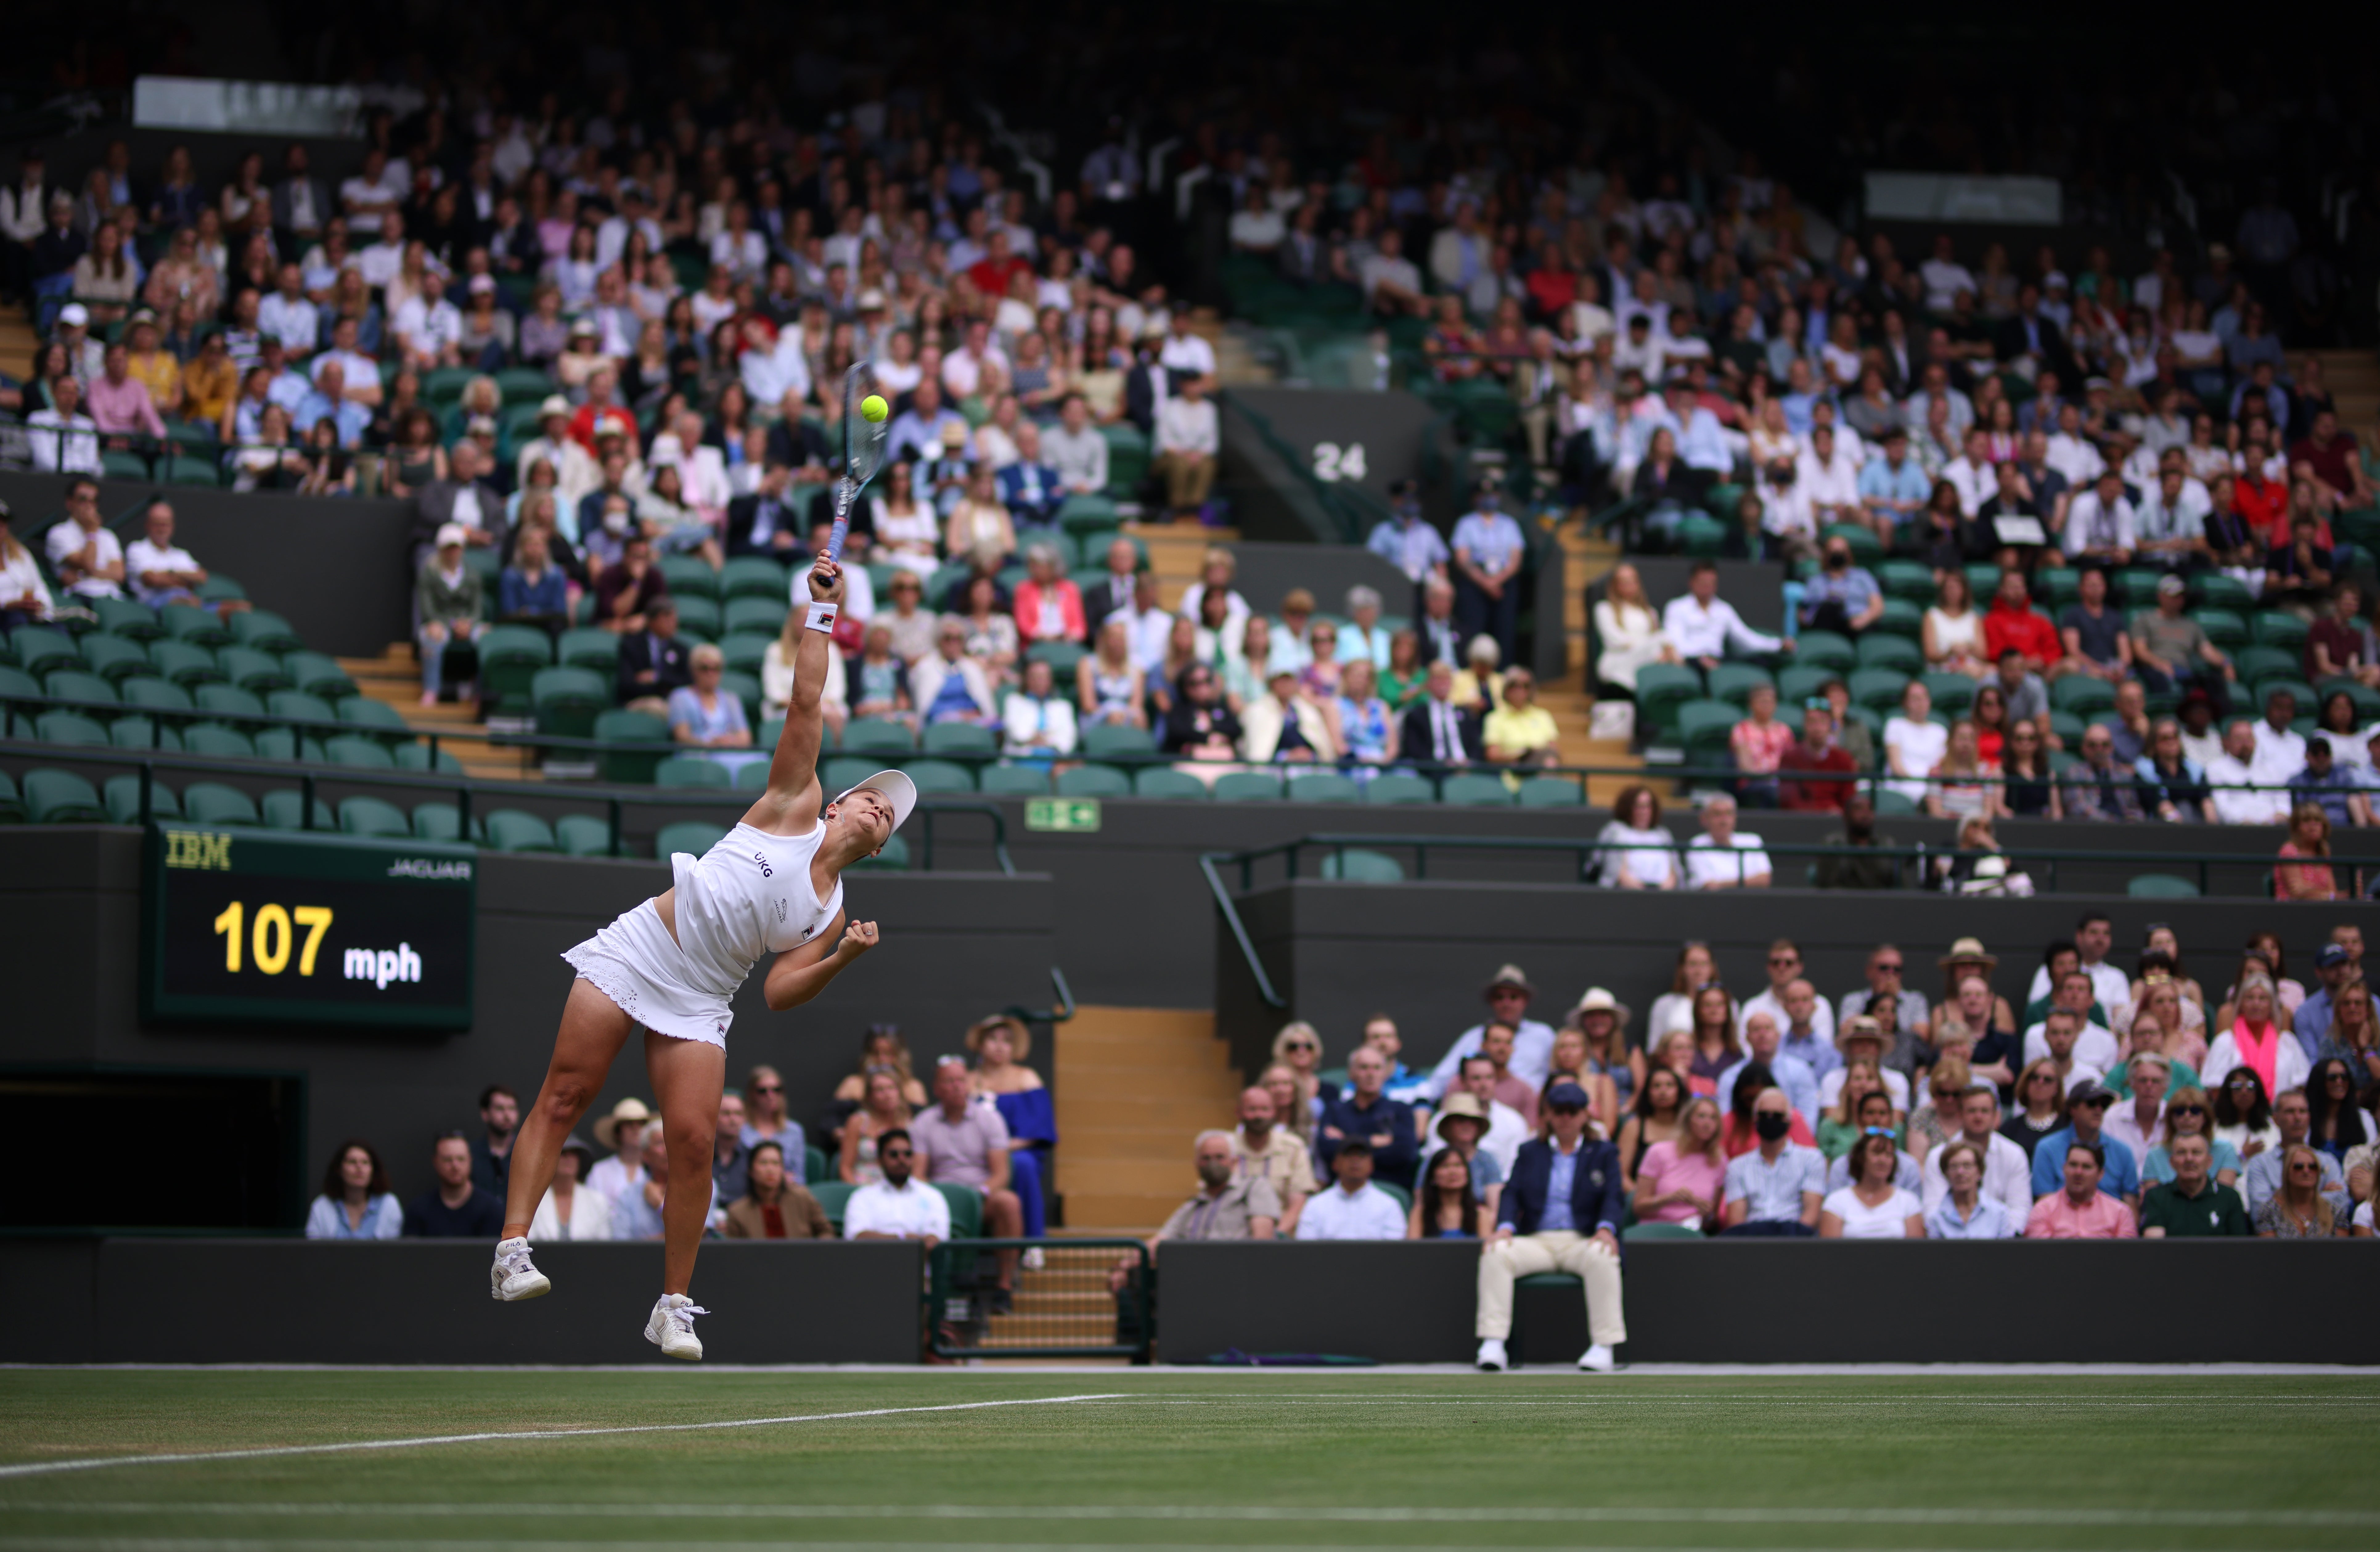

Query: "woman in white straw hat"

xmin=492 ymin=559 xmax=911 ymax=1360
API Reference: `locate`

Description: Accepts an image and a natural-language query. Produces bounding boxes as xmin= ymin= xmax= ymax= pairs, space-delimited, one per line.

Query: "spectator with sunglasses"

xmin=2254 ymin=1144 xmax=2344 ymax=1238
xmin=2026 ymin=1080 xmax=2139 ymax=1206
xmin=2142 ymin=1085 xmax=2241 ymax=1191
xmin=738 ymin=1064 xmax=807 ymax=1167
xmin=2238 ymin=1088 xmax=2348 ymax=1218
xmin=840 ymin=1129 xmax=947 ymax=1246
xmin=1740 ymin=938 xmax=1837 ymax=1057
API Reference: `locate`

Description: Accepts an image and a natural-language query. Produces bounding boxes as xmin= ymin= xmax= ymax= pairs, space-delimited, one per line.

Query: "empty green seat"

xmin=1792 ymin=631 xmax=1856 ymax=673
xmin=1319 ymin=848 xmax=1404 ymax=882
xmin=394 ymin=742 xmax=467 ymax=774
xmin=0 ymin=664 xmax=40 ymax=704
xmin=558 ymin=627 xmax=622 ymax=673
xmin=922 ymin=721 xmax=998 ymax=757
xmin=1871 ymin=788 xmax=1920 ymax=817
xmin=35 ymin=710 xmax=110 ymax=747
xmin=1054 ymin=763 xmax=1131 ymax=798
xmin=261 ymin=789 xmax=336 ymax=831
xmin=283 ymin=651 xmax=355 ymax=700
xmin=2191 ymin=609 xmax=2248 ymax=651
xmin=267 ymin=690 xmax=335 ymax=725
xmin=159 ymin=604 xmax=231 ymax=647
xmin=120 ymin=676 xmax=193 ymax=714
xmin=1632 ymin=663 xmax=1701 ymax=732
xmin=109 ymin=716 xmax=181 ymax=752
xmin=903 ymin=758 xmax=975 ymax=794
xmin=719 ymin=632 xmax=770 ymax=676
xmin=841 ymin=717 xmax=916 ymax=754
xmin=1364 ymin=773 xmax=1437 ymax=804
xmin=251 ymin=729 xmax=328 ymax=763
xmin=1214 ymin=770 xmax=1283 ymax=802
xmin=531 ymin=667 xmax=610 ymax=739
xmin=720 ymin=557 xmax=789 ymax=600
xmin=1920 ymin=672 xmax=1976 ymax=717
xmin=655 ymin=820 xmax=730 ymax=857
xmin=1026 ymin=641 xmax=1088 ymax=678
xmin=151 ymin=641 xmax=224 ymax=687
xmin=229 ymin=611 xmax=302 ymax=653
xmin=1441 ymin=772 xmax=1514 ymax=806
xmin=1875 ymin=560 xmax=1936 ymax=604
xmin=2251 ymin=612 xmax=2308 ymax=650
xmin=326 ymin=735 xmax=397 ymax=770
xmin=410 ymin=803 xmax=483 ymax=844
xmin=659 ymin=555 xmax=719 ymax=598
xmin=185 ymin=723 xmax=257 ymax=759
xmin=1516 ymin=776 xmax=1585 ymax=807
xmin=670 ymin=596 xmax=722 ymax=638
xmin=1847 ymin=667 xmax=1910 ymax=715
xmin=103 ymin=775 xmax=178 ymax=824
xmin=339 ymin=797 xmax=412 ymax=838
xmin=336 ymin=697 xmax=411 ymax=737
xmin=655 ymin=756 xmax=733 ymax=789
xmin=195 ymin=683 xmax=265 ymax=720
xmin=2233 ymin=645 xmax=2296 ymax=686
xmin=2050 ymin=676 xmax=2116 ymax=717
xmin=1286 ymin=772 xmax=1361 ymax=804
xmin=1854 ymin=633 xmax=1922 ymax=672
xmin=1705 ymin=663 xmax=1773 ymax=709
xmin=44 ymin=669 xmax=117 ymax=707
xmin=77 ymin=633 xmax=149 ymax=682
xmin=851 ymin=833 xmax=911 ymax=871
xmin=978 ymin=765 xmax=1050 ymax=795
xmin=90 ymin=597 xmax=162 ymax=641
xmin=1079 ymin=723 xmax=1156 ymax=761
xmin=724 ymin=597 xmax=788 ymax=637
xmin=1675 ymin=698 xmax=1738 ymax=765
xmin=555 ymin=814 xmax=621 ymax=857
xmin=1133 ymin=766 xmax=1209 ymax=799
xmin=2128 ymin=873 xmax=2200 ymax=898
xmin=23 ymin=769 xmax=106 ymax=822
xmin=184 ymin=783 xmax=261 ymax=827
xmin=485 ymin=809 xmax=559 ymax=852
xmin=476 ymin=625 xmax=555 ymax=714
xmin=594 ymin=707 xmax=671 ymax=783
xmin=12 ymin=628 xmax=80 ymax=676
xmin=219 ymin=647 xmax=290 ymax=694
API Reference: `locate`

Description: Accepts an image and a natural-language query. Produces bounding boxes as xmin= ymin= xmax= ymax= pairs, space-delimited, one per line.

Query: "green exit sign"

xmin=1025 ymin=797 xmax=1102 ymax=833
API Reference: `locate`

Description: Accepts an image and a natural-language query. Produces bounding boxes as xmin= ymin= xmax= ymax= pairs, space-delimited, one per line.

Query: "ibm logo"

xmin=163 ymin=831 xmax=233 ymax=870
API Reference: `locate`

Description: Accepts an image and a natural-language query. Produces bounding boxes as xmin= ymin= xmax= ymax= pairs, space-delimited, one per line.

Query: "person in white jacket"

xmin=528 ymin=1135 xmax=615 ymax=1242
xmin=1001 ymin=657 xmax=1079 ymax=758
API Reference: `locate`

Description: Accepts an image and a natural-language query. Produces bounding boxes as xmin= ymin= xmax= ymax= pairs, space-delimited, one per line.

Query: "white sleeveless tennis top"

xmin=667 ymin=821 xmax=845 ymax=999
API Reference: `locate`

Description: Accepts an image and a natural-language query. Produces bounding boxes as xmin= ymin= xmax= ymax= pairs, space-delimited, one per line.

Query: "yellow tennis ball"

xmin=861 ymin=394 xmax=889 ymax=423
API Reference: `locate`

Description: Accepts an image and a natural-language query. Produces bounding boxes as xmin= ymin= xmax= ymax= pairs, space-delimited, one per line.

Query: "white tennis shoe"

xmin=1475 ymin=1337 xmax=1509 ymax=1372
xmin=490 ymin=1237 xmax=550 ymax=1301
xmin=1578 ymin=1343 xmax=1618 ymax=1373
xmin=645 ymin=1293 xmax=709 ymax=1360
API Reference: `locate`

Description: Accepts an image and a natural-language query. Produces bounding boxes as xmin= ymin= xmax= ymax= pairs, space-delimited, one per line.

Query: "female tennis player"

xmin=489 ymin=559 xmax=913 ymax=1360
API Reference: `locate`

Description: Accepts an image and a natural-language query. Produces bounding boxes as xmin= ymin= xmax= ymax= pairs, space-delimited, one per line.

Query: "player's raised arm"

xmin=744 ymin=557 xmax=842 ymax=829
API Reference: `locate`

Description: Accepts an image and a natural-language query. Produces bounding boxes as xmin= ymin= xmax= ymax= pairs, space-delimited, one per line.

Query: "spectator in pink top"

xmin=1730 ymin=683 xmax=1794 ymax=808
xmin=1631 ymin=1095 xmax=1725 ymax=1227
xmin=86 ymin=341 xmax=165 ymax=438
xmin=2024 ymin=1141 xmax=2139 ymax=1238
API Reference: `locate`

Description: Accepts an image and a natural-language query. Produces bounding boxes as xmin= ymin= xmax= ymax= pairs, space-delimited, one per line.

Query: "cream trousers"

xmin=1474 ymin=1230 xmax=1627 ymax=1344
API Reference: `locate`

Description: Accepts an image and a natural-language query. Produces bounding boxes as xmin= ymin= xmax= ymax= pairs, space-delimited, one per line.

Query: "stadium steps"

xmin=1551 ymin=522 xmax=1642 ymax=798
xmin=976 ymin=1240 xmax=1143 ymax=1349
xmin=1125 ymin=521 xmax=1241 ymax=612
xmin=1053 ymin=1006 xmax=1241 ymax=1232
xmin=0 ymin=302 xmax=35 ymax=382
xmin=340 ymin=643 xmax=544 ymax=781
xmin=1210 ymin=311 xmax=1275 ymax=388
xmin=2314 ymin=349 xmax=2379 ymax=443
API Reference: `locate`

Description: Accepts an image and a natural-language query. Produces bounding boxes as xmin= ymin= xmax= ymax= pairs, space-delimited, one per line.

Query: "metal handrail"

xmin=0 ymin=738 xmax=1015 ymax=873
xmin=1199 ymin=849 xmax=1288 ymax=1009
xmin=1207 ymin=831 xmax=2354 ymax=898
xmin=1003 ymin=965 xmax=1077 ymax=1028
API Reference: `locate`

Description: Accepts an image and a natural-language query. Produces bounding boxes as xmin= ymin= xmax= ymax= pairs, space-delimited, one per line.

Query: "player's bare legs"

xmin=502 ymin=979 xmax=639 ymax=1238
xmin=644 ymin=1027 xmax=727 ymax=1296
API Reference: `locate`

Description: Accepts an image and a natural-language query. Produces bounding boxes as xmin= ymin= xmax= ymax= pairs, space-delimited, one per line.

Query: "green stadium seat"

xmin=219 ymin=647 xmax=291 ymax=694
xmin=1871 ymin=789 xmax=1919 ymax=817
xmin=196 ymin=574 xmax=246 ymax=605
xmin=284 ymin=652 xmax=356 ymax=700
xmin=228 ymin=611 xmax=302 ymax=653
xmin=1286 ymin=772 xmax=1362 ymax=804
xmin=120 ymin=676 xmax=193 ymax=715
xmin=655 ymin=755 xmax=733 ymax=789
xmin=1133 ymin=766 xmax=1209 ymax=799
xmin=1515 ymin=776 xmax=1585 ymax=807
xmin=670 ymin=596 xmax=721 ymax=638
xmin=2111 ymin=569 xmax=2165 ymax=609
xmin=1214 ymin=770 xmax=1283 ymax=802
xmin=77 ymin=633 xmax=149 ymax=682
xmin=2192 ymin=573 xmax=2254 ymax=609
xmin=495 ymin=367 xmax=553 ymax=404
xmin=979 ymin=765 xmax=1049 ymax=796
xmin=151 ymin=640 xmax=225 ymax=688
xmin=411 ymin=804 xmax=485 ymax=844
xmin=1869 ymin=598 xmax=1924 ymax=641
xmin=2192 ymin=609 xmax=2248 ymax=651
xmin=1675 ymin=699 xmax=1738 ymax=766
xmin=484 ymin=809 xmax=559 ymax=852
xmin=336 ymin=697 xmax=413 ymax=739
xmin=2251 ymin=612 xmax=2309 ymax=650
xmin=594 ymin=708 xmax=672 ymax=783
xmin=184 ymin=723 xmax=257 ymax=759
xmin=110 ymin=715 xmax=182 ymax=752
xmin=1026 ymin=640 xmax=1089 ymax=678
xmin=1920 ymin=672 xmax=1976 ymax=717
xmin=1319 ymin=848 xmax=1404 ymax=882
xmin=476 ymin=625 xmax=555 ymax=715
xmin=2046 ymin=712 xmax=2087 ymax=749
xmin=655 ymin=820 xmax=730 ymax=857
xmin=1847 ymin=668 xmax=1910 ymax=716
xmin=2033 ymin=568 xmax=2080 ymax=611
xmin=851 ymin=833 xmax=910 ymax=871
xmin=393 ymin=742 xmax=468 ymax=774
xmin=1441 ymin=773 xmax=1514 ymax=807
xmin=2232 ymin=645 xmax=2296 ymax=686
xmin=102 ymin=774 xmax=177 ymax=824
xmin=821 ymin=757 xmax=878 ymax=792
xmin=2050 ymin=677 xmax=2116 ymax=717
xmin=1364 ymin=773 xmax=1437 ymax=804
xmin=558 ymin=627 xmax=622 ymax=673
xmin=1792 ymin=631 xmax=1856 ymax=673
xmin=1079 ymin=723 xmax=1156 ymax=761
xmin=1632 ymin=663 xmax=1702 ymax=734
xmin=731 ymin=758 xmax=774 ymax=792
xmin=902 ymin=758 xmax=975 ymax=795
xmin=251 ymin=728 xmax=327 ymax=763
xmin=90 ymin=597 xmax=162 ymax=641
xmin=159 ymin=603 xmax=232 ymax=647
xmin=841 ymin=717 xmax=916 ymax=754
xmin=531 ymin=667 xmax=610 ymax=739
xmin=1875 ymin=560 xmax=1936 ymax=604
xmin=339 ymin=797 xmax=412 ymax=838
xmin=719 ymin=557 xmax=789 ymax=601
xmin=554 ymin=814 xmax=621 ymax=857
xmin=34 ymin=710 xmax=110 ymax=747
xmin=1704 ymin=663 xmax=1773 ymax=710
xmin=1621 ymin=1221 xmax=1705 ymax=1242
xmin=325 ymin=735 xmax=397 ymax=770
xmin=44 ymin=669 xmax=117 ymax=707
xmin=12 ymin=627 xmax=80 ymax=677
xmin=723 ymin=597 xmax=788 ymax=638
xmin=1057 ymin=494 xmax=1122 ymax=533
xmin=0 ymin=664 xmax=40 ymax=704
xmin=2128 ymin=873 xmax=2201 ymax=898
xmin=922 ymin=721 xmax=998 ymax=758
xmin=183 ymin=783 xmax=261 ymax=827
xmin=1055 ymin=763 xmax=1131 ymax=797
xmin=261 ymin=789 xmax=337 ymax=831
xmin=659 ymin=555 xmax=719 ymax=598
xmin=0 ymin=771 xmax=21 ymax=823
xmin=1853 ymin=633 xmax=1922 ymax=672
xmin=266 ymin=690 xmax=335 ymax=726
xmin=813 ymin=1180 xmax=857 ymax=1230
xmin=23 ymin=769 xmax=106 ymax=823
xmin=719 ymin=632 xmax=771 ymax=677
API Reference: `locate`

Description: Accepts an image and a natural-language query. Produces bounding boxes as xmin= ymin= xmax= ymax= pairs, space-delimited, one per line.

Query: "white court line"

xmin=0 ymin=1395 xmax=1123 ymax=1482
xmin=0 ymin=1541 xmax=2335 ymax=1552
xmin=6 ymin=1504 xmax=2378 ymax=1529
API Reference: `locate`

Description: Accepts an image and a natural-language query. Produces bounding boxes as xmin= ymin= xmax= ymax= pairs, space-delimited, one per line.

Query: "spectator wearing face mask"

xmin=1799 ymin=537 xmax=1885 ymax=635
xmin=1720 ymin=1087 xmax=1826 ymax=1236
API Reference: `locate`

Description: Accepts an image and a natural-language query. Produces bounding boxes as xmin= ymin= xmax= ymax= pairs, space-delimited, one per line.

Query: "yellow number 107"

xmin=211 ymin=902 xmax=334 ymax=975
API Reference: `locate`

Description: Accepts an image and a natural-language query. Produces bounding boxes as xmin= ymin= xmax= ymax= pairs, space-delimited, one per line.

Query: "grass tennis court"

xmin=1 ymin=1370 xmax=2372 ymax=1549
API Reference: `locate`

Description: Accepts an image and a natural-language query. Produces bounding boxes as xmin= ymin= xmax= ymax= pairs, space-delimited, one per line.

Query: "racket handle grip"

xmin=823 ymin=479 xmax=854 ymax=563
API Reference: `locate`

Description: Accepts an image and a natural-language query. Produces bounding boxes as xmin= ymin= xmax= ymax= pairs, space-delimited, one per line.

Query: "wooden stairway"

xmin=339 ymin=645 xmax=545 ymax=782
xmin=1548 ymin=517 xmax=1642 ymax=803
xmin=1053 ymin=1006 xmax=1242 ymax=1233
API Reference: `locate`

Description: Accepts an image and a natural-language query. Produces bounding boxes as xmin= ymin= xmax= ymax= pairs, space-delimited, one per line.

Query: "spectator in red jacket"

xmin=1779 ymin=698 xmax=1859 ymax=811
xmin=1012 ymin=540 xmax=1087 ymax=644
xmin=1981 ymin=568 xmax=2063 ymax=677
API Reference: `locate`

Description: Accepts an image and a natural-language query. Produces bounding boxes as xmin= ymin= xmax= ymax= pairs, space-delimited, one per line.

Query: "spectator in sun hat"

xmin=1819 ymin=1016 xmax=1910 ymax=1113
xmin=1421 ymin=963 xmax=1560 ymax=1101
xmin=586 ymin=1097 xmax=653 ymax=1215
xmin=1429 ymin=1092 xmax=1507 ymax=1208
xmin=527 ymin=1134 xmax=615 ymax=1242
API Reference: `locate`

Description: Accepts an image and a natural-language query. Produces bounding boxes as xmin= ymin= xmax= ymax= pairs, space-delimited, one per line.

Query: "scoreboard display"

xmin=141 ymin=824 xmax=477 ymax=1029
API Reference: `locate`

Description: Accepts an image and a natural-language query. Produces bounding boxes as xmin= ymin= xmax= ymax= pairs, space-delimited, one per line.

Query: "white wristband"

xmin=805 ymin=602 xmax=839 ymax=635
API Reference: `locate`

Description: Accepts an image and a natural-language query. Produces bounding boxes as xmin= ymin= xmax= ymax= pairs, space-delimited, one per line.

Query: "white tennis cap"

xmin=833 ymin=769 xmax=916 ymax=834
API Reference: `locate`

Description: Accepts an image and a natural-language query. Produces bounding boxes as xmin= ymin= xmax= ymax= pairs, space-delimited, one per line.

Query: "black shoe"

xmin=987 ymin=1288 xmax=1014 ymax=1315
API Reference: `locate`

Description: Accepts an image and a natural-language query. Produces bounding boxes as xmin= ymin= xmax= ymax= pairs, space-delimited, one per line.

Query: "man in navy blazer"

xmin=1476 ymin=1081 xmax=1629 ymax=1373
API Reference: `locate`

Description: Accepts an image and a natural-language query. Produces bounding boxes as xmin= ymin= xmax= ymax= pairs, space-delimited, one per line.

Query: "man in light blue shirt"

xmin=1857 ymin=429 xmax=1932 ymax=530
xmin=1664 ymin=380 xmax=1733 ymax=475
xmin=1450 ymin=491 xmax=1527 ymax=668
xmin=1365 ymin=481 xmax=1450 ymax=586
xmin=1720 ymin=1089 xmax=1826 ymax=1235
xmin=2026 ymin=1083 xmax=2140 ymax=1203
xmin=1718 ymin=1011 xmax=1822 ymax=1127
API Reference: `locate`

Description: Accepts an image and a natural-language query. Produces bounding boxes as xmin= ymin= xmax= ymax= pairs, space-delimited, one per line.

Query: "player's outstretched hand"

xmin=809 ymin=557 xmax=846 ymax=604
xmin=837 ymin=919 xmax=880 ymax=959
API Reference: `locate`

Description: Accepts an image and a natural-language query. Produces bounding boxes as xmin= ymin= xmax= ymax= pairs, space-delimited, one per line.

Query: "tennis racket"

xmin=822 ymin=362 xmax=890 ymax=566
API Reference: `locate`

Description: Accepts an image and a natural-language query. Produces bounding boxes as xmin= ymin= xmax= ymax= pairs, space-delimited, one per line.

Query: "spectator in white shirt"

xmin=0 ymin=502 xmax=55 ymax=626
xmin=1044 ymin=393 xmax=1110 ymax=494
xmin=1660 ymin=560 xmax=1789 ymax=674
xmin=257 ymin=262 xmax=320 ymax=353
xmin=2063 ymin=471 xmax=2136 ymax=567
xmin=355 ymin=211 xmax=407 ymax=289
xmin=741 ymin=326 xmax=813 ymax=413
xmin=2205 ymin=718 xmax=2292 ymax=825
xmin=391 ymin=270 xmax=463 ymax=369
xmin=1292 ymin=1141 xmax=1409 ymax=1240
xmin=1941 ymin=428 xmax=1997 ymax=518
xmin=2021 ymin=914 xmax=2133 ymax=1010
xmin=26 ymin=374 xmax=101 ymax=475
xmin=1685 ymin=794 xmax=1772 ymax=888
xmin=44 ymin=477 xmax=125 ymax=599
xmin=2043 ymin=402 xmax=2105 ymax=488
xmin=1919 ymin=236 xmax=1979 ymax=311
xmin=1918 ymin=1087 xmax=2034 ymax=1224
xmin=840 ymin=1129 xmax=950 ymax=1245
xmin=1153 ymin=374 xmax=1220 ymax=519
xmin=942 ymin=320 xmax=1012 ymax=400
xmin=1159 ymin=312 xmax=1218 ymax=384
xmin=1421 ymin=965 xmax=1561 ymax=1101
xmin=2248 ymin=689 xmax=2307 ymax=790
xmin=1797 ymin=425 xmax=1864 ymax=529
xmin=123 ymin=498 xmax=231 ymax=613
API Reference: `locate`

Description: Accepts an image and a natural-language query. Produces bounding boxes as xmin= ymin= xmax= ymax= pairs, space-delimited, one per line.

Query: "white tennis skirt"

xmin=561 ymin=899 xmax=736 ymax=1048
